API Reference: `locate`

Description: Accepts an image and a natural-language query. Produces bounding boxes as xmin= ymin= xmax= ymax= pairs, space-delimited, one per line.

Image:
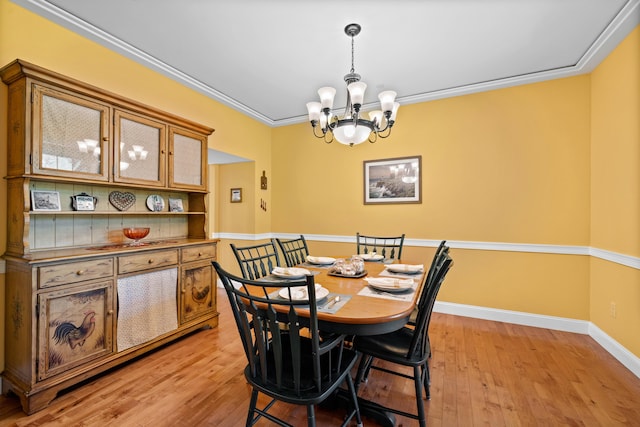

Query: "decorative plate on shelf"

xmin=146 ymin=195 xmax=165 ymax=212
xmin=109 ymin=191 xmax=136 ymax=211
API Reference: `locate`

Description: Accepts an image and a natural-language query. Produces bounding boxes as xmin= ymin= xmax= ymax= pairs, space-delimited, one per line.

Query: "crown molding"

xmin=13 ymin=0 xmax=640 ymax=128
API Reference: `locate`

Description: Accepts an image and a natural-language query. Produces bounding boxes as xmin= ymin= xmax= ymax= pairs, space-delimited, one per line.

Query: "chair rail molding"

xmin=216 ymin=233 xmax=640 ymax=270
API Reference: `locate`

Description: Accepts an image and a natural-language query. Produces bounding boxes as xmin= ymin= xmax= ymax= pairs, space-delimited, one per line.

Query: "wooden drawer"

xmin=39 ymin=258 xmax=114 ymax=288
xmin=118 ymin=249 xmax=179 ymax=274
xmin=182 ymin=244 xmax=216 ymax=263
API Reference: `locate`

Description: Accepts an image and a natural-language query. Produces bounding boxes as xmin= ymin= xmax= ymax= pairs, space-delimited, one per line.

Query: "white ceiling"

xmin=14 ymin=0 xmax=640 ymax=129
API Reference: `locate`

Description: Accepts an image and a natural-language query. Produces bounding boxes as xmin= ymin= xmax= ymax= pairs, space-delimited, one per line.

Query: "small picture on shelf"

xmin=31 ymin=190 xmax=61 ymax=211
xmin=169 ymin=198 xmax=184 ymax=212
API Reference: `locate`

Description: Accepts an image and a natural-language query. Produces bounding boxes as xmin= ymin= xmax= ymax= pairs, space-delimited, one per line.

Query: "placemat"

xmin=358 ymin=284 xmax=416 ymax=302
xmin=266 ymin=290 xmax=351 ymax=314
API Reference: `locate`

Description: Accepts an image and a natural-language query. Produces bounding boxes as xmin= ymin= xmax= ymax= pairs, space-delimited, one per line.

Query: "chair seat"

xmin=353 ymin=327 xmax=429 ymax=367
xmin=247 ymin=336 xmax=360 ymax=405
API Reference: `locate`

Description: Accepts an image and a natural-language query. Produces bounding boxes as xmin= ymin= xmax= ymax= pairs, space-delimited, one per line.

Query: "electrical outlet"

xmin=610 ymin=302 xmax=617 ymax=318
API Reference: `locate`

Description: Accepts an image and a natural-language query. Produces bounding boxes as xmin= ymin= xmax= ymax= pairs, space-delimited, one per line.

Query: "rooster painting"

xmin=191 ymin=285 xmax=210 ymax=304
xmin=53 ymin=311 xmax=96 ymax=349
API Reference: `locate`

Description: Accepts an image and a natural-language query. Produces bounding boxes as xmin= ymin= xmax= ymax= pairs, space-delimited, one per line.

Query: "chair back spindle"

xmin=356 ymin=232 xmax=405 ymax=260
xmin=230 ymin=241 xmax=281 ymax=280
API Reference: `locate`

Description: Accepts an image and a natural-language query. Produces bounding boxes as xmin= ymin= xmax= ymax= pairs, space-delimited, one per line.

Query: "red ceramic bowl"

xmin=123 ymin=227 xmax=150 ymax=240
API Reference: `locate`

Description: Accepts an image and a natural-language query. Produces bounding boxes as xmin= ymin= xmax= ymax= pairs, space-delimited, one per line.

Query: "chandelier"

xmin=306 ymin=23 xmax=399 ymax=146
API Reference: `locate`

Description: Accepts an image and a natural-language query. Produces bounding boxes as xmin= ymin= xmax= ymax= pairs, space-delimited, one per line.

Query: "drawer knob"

xmin=148 ymin=259 xmax=154 ymax=264
xmin=198 ymin=252 xmax=203 ymax=257
xmin=107 ymin=309 xmax=114 ymax=315
xmin=181 ymin=288 xmax=186 ymax=293
xmin=76 ymin=270 xmax=84 ymax=275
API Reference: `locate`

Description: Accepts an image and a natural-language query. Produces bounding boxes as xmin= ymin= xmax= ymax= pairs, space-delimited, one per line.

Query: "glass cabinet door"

xmin=169 ymin=127 xmax=207 ymax=190
xmin=113 ymin=110 xmax=166 ymax=187
xmin=32 ymin=85 xmax=110 ymax=181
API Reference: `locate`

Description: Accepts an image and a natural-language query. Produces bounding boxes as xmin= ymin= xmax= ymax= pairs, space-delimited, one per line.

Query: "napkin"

xmin=306 ymin=256 xmax=336 ymax=264
xmin=272 ymin=267 xmax=311 ymax=276
xmin=386 ymin=264 xmax=424 ymax=273
xmin=359 ymin=253 xmax=384 ymax=261
xmin=283 ymin=283 xmax=322 ymax=300
xmin=364 ymin=277 xmax=414 ymax=290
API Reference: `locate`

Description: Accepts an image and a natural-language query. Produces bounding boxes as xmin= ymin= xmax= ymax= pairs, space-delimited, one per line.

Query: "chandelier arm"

xmin=324 ymin=131 xmax=334 ymax=144
xmin=368 ymin=131 xmax=378 ymax=144
xmin=376 ymin=125 xmax=394 ymax=139
xmin=311 ymin=124 xmax=327 ymax=139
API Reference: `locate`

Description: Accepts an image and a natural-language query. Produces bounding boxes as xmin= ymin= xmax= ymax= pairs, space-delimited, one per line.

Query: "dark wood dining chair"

xmin=275 ymin=235 xmax=309 ymax=267
xmin=230 ymin=241 xmax=282 ymax=280
xmin=212 ymin=261 xmax=363 ymax=427
xmin=356 ymin=232 xmax=405 ymax=260
xmin=352 ymin=254 xmax=454 ymax=427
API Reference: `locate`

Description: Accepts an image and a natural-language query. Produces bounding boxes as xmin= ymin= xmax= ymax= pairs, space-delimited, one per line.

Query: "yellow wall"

xmin=590 ymin=26 xmax=640 ymax=356
xmin=272 ymin=77 xmax=591 ymax=244
xmin=270 ymin=76 xmax=593 ymax=320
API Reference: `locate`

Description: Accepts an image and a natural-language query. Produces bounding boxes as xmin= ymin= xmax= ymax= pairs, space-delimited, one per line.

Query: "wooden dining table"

xmin=294 ymin=257 xmax=425 ymax=336
xmin=287 ymin=257 xmax=425 ymax=427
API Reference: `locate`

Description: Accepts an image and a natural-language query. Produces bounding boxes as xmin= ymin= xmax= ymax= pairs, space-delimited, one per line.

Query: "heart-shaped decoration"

xmin=109 ymin=191 xmax=136 ymax=211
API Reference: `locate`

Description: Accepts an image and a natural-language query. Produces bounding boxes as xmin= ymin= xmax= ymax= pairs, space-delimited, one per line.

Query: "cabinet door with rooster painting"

xmin=179 ymin=261 xmax=215 ymax=324
xmin=37 ymin=280 xmax=115 ymax=380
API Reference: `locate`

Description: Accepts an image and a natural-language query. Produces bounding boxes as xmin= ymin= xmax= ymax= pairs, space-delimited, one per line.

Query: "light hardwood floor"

xmin=2 ymin=287 xmax=639 ymax=426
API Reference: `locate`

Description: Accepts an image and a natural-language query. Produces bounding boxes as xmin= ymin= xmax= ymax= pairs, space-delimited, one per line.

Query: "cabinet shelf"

xmin=29 ymin=211 xmax=205 ymax=215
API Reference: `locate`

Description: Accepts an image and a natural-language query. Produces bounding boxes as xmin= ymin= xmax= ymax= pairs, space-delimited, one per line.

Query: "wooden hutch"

xmin=1 ymin=60 xmax=219 ymax=414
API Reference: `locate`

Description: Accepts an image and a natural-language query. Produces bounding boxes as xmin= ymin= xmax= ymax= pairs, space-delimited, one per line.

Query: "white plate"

xmin=279 ymin=285 xmax=329 ymax=302
xmin=359 ymin=253 xmax=384 ymax=261
xmin=365 ymin=278 xmax=414 ymax=293
xmin=146 ymin=195 xmax=165 ymax=212
xmin=272 ymin=267 xmax=310 ymax=279
xmin=306 ymin=256 xmax=336 ymax=265
xmin=386 ymin=264 xmax=424 ymax=274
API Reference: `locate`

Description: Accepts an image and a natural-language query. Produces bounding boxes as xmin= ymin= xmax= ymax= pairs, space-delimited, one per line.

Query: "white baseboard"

xmin=434 ymin=301 xmax=640 ymax=379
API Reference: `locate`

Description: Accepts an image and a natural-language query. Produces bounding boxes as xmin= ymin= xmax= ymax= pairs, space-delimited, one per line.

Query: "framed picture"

xmin=168 ymin=198 xmax=184 ymax=212
xmin=230 ymin=188 xmax=242 ymax=203
xmin=363 ymin=156 xmax=422 ymax=204
xmin=31 ymin=190 xmax=62 ymax=211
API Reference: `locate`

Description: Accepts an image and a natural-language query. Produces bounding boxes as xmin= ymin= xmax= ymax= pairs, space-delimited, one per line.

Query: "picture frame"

xmin=230 ymin=188 xmax=242 ymax=203
xmin=168 ymin=198 xmax=184 ymax=212
xmin=31 ymin=190 xmax=62 ymax=211
xmin=363 ymin=156 xmax=422 ymax=204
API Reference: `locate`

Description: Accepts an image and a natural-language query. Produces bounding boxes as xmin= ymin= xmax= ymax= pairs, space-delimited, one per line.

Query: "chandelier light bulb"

xmin=378 ymin=91 xmax=397 ymax=113
xmin=390 ymin=102 xmax=400 ymax=121
xmin=318 ymin=87 xmax=336 ymax=110
xmin=306 ymin=102 xmax=321 ymax=122
xmin=347 ymin=82 xmax=367 ymax=107
xmin=369 ymin=110 xmax=383 ymax=128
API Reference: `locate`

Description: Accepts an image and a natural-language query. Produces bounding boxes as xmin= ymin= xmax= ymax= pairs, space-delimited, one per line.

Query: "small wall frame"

xmin=230 ymin=188 xmax=242 ymax=203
